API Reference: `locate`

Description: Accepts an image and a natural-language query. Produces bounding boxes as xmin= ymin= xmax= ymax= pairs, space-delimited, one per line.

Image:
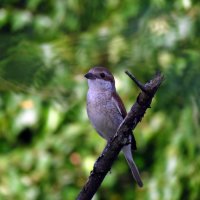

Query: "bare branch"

xmin=125 ymin=70 xmax=147 ymax=93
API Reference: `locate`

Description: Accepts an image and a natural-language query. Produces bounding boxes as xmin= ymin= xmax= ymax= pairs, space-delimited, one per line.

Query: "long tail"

xmin=122 ymin=144 xmax=143 ymax=187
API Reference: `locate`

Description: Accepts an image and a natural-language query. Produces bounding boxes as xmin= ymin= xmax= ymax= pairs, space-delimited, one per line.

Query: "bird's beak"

xmin=84 ymin=72 xmax=96 ymax=80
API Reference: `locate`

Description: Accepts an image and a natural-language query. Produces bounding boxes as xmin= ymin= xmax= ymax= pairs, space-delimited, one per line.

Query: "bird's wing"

xmin=112 ymin=92 xmax=137 ymax=150
xmin=111 ymin=92 xmax=127 ymax=119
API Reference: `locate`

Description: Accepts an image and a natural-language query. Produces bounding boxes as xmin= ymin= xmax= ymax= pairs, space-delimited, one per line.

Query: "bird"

xmin=84 ymin=66 xmax=143 ymax=187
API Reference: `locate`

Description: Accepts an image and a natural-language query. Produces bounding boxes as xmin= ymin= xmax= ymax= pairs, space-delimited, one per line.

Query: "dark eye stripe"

xmin=100 ymin=73 xmax=105 ymax=78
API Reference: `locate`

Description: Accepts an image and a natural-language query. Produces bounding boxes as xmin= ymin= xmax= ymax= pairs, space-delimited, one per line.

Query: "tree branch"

xmin=77 ymin=71 xmax=164 ymax=200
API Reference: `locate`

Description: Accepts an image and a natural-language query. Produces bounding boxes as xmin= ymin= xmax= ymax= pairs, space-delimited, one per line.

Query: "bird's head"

xmin=84 ymin=67 xmax=115 ymax=92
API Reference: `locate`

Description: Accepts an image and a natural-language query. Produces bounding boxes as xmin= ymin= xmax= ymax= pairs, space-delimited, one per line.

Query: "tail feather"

xmin=122 ymin=145 xmax=143 ymax=187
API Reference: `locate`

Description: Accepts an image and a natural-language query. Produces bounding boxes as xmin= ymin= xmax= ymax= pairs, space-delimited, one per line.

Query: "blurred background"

xmin=0 ymin=0 xmax=200 ymax=199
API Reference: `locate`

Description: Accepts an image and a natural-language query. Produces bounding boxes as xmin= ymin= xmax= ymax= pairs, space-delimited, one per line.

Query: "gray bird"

xmin=85 ymin=67 xmax=143 ymax=187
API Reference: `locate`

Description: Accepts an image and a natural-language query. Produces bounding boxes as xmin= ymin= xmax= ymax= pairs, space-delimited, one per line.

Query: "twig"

xmin=77 ymin=71 xmax=164 ymax=200
xmin=125 ymin=71 xmax=147 ymax=93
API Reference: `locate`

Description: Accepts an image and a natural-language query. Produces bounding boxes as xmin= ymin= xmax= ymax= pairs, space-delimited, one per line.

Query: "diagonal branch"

xmin=77 ymin=71 xmax=164 ymax=200
xmin=125 ymin=70 xmax=147 ymax=93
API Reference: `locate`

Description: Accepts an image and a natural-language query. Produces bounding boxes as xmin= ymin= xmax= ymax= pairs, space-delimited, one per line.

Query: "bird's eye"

xmin=100 ymin=73 xmax=105 ymax=78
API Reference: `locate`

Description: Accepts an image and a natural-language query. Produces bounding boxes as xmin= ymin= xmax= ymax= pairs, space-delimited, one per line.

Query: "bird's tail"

xmin=122 ymin=144 xmax=143 ymax=187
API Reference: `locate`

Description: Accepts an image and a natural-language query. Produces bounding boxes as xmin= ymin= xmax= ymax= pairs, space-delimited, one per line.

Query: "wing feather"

xmin=112 ymin=92 xmax=137 ymax=150
xmin=111 ymin=92 xmax=127 ymax=119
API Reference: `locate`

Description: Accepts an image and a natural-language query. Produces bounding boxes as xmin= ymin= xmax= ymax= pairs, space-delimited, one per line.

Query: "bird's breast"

xmin=87 ymin=90 xmax=123 ymax=140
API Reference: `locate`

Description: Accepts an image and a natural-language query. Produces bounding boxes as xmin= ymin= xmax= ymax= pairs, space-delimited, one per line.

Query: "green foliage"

xmin=0 ymin=0 xmax=200 ymax=199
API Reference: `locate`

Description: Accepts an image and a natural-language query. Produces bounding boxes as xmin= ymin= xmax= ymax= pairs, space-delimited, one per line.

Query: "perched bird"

xmin=85 ymin=66 xmax=143 ymax=187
